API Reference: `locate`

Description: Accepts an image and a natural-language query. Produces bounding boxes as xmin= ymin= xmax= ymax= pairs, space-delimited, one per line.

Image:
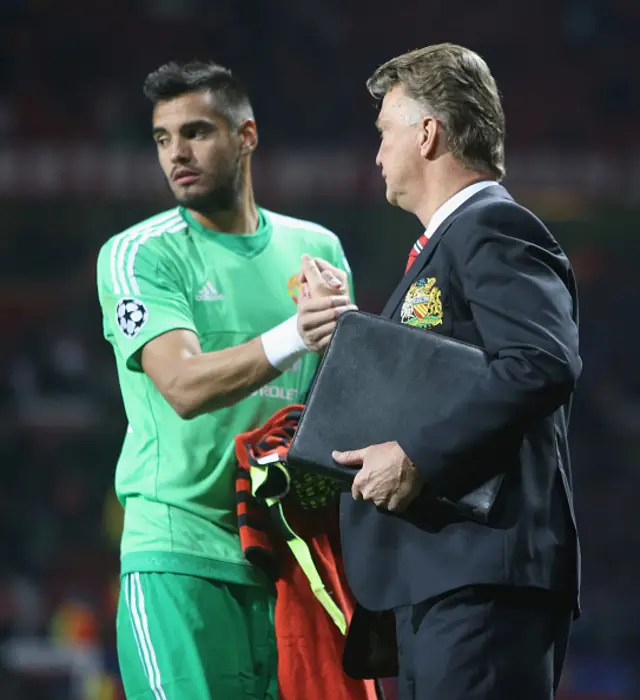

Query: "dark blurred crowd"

xmin=0 ymin=1 xmax=639 ymax=697
xmin=0 ymin=0 xmax=639 ymax=150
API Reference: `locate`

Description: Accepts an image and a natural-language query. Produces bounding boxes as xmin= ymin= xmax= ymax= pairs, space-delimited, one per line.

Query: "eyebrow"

xmin=152 ymin=119 xmax=215 ymax=138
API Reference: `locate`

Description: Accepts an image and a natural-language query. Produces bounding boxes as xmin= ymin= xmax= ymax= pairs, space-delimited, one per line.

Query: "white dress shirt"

xmin=424 ymin=180 xmax=498 ymax=239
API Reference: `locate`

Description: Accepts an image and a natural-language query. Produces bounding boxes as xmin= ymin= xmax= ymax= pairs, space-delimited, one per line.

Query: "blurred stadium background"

xmin=1 ymin=1 xmax=639 ymax=698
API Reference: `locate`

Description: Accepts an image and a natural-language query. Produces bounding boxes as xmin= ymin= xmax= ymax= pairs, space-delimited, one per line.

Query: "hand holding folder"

xmin=287 ymin=310 xmax=505 ymax=523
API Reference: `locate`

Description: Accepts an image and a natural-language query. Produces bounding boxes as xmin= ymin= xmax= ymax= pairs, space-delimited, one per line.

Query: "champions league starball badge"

xmin=116 ymin=298 xmax=149 ymax=338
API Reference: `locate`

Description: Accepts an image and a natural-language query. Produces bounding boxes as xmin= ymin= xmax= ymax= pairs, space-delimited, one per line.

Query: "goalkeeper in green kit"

xmin=96 ymin=60 xmax=355 ymax=699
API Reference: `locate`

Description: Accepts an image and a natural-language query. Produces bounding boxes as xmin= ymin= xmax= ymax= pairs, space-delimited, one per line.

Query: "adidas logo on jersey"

xmin=196 ymin=281 xmax=224 ymax=301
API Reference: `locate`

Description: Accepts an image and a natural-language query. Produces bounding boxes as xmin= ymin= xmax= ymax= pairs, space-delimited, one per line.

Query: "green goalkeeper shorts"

xmin=116 ymin=572 xmax=278 ymax=700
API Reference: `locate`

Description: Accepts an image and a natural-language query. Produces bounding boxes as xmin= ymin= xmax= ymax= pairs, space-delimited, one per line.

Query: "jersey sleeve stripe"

xmin=109 ymin=211 xmax=180 ymax=295
xmin=109 ymin=210 xmax=179 ymax=295
xmin=116 ymin=212 xmax=181 ymax=295
xmin=126 ymin=220 xmax=187 ymax=295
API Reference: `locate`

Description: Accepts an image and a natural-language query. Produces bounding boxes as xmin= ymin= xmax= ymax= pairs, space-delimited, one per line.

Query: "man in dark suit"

xmin=324 ymin=43 xmax=581 ymax=700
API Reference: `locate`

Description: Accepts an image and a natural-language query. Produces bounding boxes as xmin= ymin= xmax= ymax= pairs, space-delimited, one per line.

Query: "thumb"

xmin=332 ymin=448 xmax=366 ymax=466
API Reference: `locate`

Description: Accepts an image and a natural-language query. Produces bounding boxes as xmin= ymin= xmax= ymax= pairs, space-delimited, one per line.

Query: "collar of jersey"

xmin=179 ymin=206 xmax=272 ymax=258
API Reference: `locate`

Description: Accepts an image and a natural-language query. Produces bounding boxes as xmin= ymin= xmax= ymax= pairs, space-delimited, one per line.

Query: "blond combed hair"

xmin=367 ymin=43 xmax=506 ymax=180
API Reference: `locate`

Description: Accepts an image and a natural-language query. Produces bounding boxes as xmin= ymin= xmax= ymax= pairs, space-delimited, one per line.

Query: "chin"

xmin=174 ymin=188 xmax=213 ymax=210
xmin=171 ymin=172 xmax=239 ymax=212
xmin=386 ymin=185 xmax=414 ymax=212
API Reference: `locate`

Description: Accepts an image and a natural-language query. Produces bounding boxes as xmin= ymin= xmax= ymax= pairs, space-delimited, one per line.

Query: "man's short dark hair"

xmin=143 ymin=61 xmax=254 ymax=126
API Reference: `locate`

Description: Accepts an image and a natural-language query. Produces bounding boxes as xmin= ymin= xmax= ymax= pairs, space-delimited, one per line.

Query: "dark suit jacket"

xmin=340 ymin=184 xmax=581 ymax=675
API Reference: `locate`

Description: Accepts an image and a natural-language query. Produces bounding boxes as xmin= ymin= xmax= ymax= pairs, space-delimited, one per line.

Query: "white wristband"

xmin=260 ymin=315 xmax=309 ymax=372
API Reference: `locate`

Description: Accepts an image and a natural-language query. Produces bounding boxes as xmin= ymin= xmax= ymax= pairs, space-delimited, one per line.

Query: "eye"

xmin=187 ymin=125 xmax=211 ymax=140
xmin=155 ymin=135 xmax=169 ymax=147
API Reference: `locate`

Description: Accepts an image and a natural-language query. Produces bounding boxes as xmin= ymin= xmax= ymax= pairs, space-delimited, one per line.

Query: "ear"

xmin=238 ymin=119 xmax=258 ymax=155
xmin=418 ymin=115 xmax=440 ymax=160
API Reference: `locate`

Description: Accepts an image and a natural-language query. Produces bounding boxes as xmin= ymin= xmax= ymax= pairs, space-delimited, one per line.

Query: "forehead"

xmin=152 ymin=90 xmax=224 ymax=128
xmin=378 ymin=84 xmax=421 ymax=127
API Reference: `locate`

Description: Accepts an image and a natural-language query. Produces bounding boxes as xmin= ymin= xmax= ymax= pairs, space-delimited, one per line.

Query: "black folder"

xmin=287 ymin=310 xmax=505 ymax=523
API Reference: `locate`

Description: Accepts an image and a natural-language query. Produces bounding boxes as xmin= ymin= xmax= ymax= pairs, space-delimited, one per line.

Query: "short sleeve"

xmin=97 ymin=237 xmax=196 ymax=372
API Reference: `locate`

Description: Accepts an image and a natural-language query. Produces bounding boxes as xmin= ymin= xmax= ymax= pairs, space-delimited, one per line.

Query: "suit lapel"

xmin=381 ymin=184 xmax=510 ymax=319
xmin=381 ymin=223 xmax=450 ymax=318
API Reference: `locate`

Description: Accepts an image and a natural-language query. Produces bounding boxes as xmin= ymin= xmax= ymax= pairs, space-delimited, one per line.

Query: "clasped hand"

xmin=296 ymin=254 xmax=356 ymax=351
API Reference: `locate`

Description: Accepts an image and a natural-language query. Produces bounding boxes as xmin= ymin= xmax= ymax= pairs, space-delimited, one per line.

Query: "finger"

xmin=313 ymin=258 xmax=344 ymax=287
xmin=300 ymin=281 xmax=311 ymax=300
xmin=301 ymin=254 xmax=328 ymax=288
xmin=314 ymin=308 xmax=360 ymax=348
xmin=297 ymin=295 xmax=352 ymax=314
xmin=386 ymin=495 xmax=405 ymax=512
xmin=301 ymin=304 xmax=357 ymax=331
xmin=314 ymin=258 xmax=343 ymax=276
xmin=388 ymin=484 xmax=420 ymax=512
xmin=316 ymin=334 xmax=333 ymax=351
xmin=298 ymin=303 xmax=354 ymax=328
xmin=304 ymin=320 xmax=338 ymax=344
xmin=321 ymin=269 xmax=343 ymax=289
xmin=389 ymin=497 xmax=411 ymax=512
xmin=333 ymin=448 xmax=367 ymax=465
xmin=330 ymin=296 xmax=356 ymax=311
xmin=351 ymin=471 xmax=365 ymax=500
xmin=298 ymin=308 xmax=340 ymax=332
xmin=362 ymin=489 xmax=387 ymax=508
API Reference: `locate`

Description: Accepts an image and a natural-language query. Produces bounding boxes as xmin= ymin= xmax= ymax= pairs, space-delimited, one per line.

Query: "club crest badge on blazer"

xmin=401 ymin=277 xmax=443 ymax=329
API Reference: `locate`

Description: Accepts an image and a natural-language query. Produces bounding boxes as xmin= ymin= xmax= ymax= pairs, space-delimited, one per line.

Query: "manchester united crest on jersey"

xmin=401 ymin=278 xmax=443 ymax=329
xmin=287 ymin=273 xmax=301 ymax=304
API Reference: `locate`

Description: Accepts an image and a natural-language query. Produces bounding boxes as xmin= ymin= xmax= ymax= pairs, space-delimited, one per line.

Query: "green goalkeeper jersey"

xmin=97 ymin=206 xmax=352 ymax=585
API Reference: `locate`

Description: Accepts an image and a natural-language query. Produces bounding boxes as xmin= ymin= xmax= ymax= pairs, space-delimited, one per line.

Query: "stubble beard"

xmin=174 ymin=155 xmax=243 ymax=215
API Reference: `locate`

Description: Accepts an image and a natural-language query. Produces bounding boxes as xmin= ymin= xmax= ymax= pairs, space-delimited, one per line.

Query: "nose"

xmin=170 ymin=138 xmax=192 ymax=164
xmin=375 ymin=142 xmax=383 ymax=168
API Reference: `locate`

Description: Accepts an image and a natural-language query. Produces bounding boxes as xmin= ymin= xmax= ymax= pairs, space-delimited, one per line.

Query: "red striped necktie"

xmin=405 ymin=232 xmax=429 ymax=273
